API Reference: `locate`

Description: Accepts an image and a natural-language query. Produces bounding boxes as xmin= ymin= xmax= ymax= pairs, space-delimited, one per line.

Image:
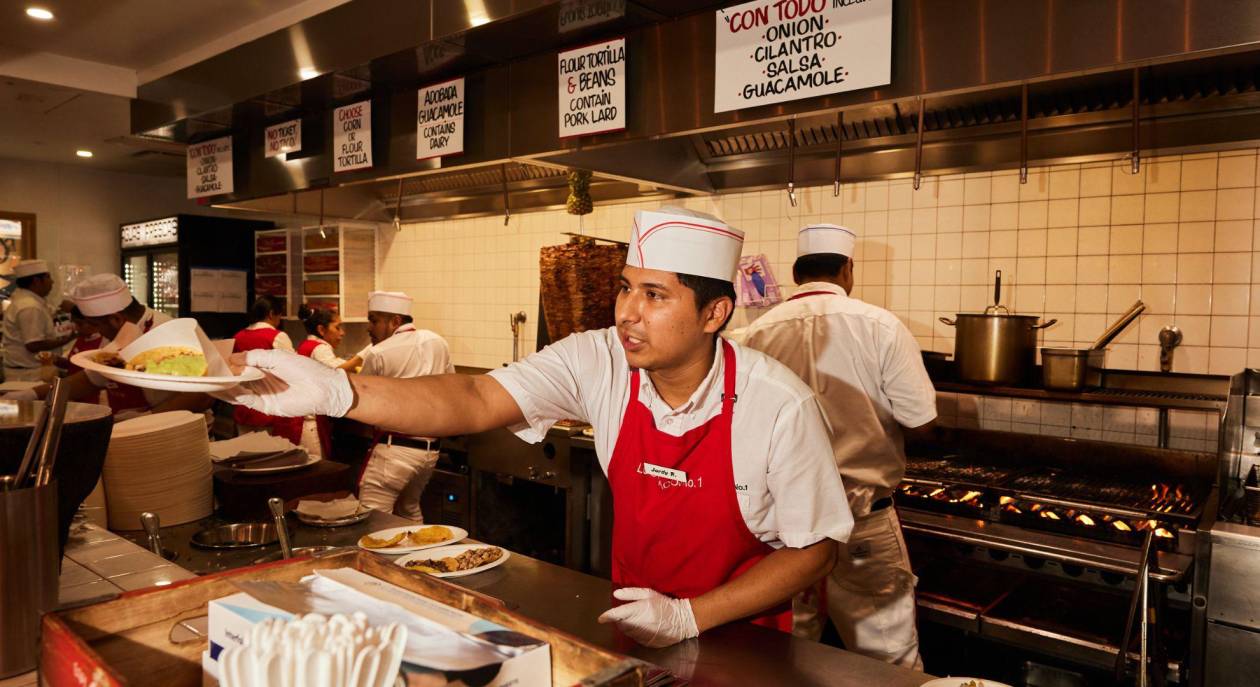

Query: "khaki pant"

xmin=3 ymin=366 xmax=44 ymax=382
xmin=359 ymin=442 xmax=439 ymax=521
xmin=793 ymin=506 xmax=923 ymax=670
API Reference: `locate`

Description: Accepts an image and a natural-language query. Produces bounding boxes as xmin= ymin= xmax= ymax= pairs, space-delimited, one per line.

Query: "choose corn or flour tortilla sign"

xmin=334 ymin=100 xmax=373 ymax=172
xmin=417 ymin=77 xmax=465 ymax=160
xmin=186 ymin=136 xmax=233 ymax=199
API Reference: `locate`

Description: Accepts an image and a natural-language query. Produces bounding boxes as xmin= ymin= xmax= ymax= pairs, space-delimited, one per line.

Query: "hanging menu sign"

xmin=186 ymin=135 xmax=234 ymax=199
xmin=417 ymin=77 xmax=465 ymax=160
xmin=713 ymin=0 xmax=892 ymax=113
xmin=264 ymin=119 xmax=301 ymax=158
xmin=558 ymin=37 xmax=626 ymax=138
xmin=333 ymin=100 xmax=372 ymax=172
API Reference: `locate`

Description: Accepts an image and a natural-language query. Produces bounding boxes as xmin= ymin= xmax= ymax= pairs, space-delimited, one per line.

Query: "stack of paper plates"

xmin=103 ymin=411 xmax=213 ymax=530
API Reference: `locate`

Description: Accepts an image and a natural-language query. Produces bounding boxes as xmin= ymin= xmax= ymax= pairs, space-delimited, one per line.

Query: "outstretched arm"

xmin=345 ymin=372 xmax=525 ymax=436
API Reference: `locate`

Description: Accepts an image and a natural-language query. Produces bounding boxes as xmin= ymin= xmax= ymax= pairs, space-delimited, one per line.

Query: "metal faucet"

xmin=1158 ymin=326 xmax=1182 ymax=373
xmin=509 ymin=311 xmax=528 ymax=362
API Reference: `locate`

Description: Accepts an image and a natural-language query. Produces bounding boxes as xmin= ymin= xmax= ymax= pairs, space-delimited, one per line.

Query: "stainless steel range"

xmin=904 ymin=367 xmax=1232 ymax=686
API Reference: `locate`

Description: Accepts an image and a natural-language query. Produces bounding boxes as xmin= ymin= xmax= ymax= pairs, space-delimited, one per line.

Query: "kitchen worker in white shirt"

xmin=2 ymin=260 xmax=74 ymax=382
xmin=739 ymin=223 xmax=937 ymax=669
xmin=357 ymin=290 xmax=454 ymax=519
xmin=219 ymin=207 xmax=853 ymax=648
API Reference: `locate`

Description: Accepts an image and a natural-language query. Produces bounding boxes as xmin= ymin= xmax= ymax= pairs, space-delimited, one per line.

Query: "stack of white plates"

xmin=103 ymin=411 xmax=213 ymax=530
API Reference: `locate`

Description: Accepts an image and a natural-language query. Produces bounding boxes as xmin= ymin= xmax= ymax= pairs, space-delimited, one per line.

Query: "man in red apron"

xmin=738 ymin=224 xmax=936 ymax=668
xmin=219 ymin=207 xmax=853 ymax=648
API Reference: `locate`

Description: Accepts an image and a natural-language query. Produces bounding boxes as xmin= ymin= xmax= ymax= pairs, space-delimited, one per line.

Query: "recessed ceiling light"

xmin=75 ymin=149 xmax=92 ymax=158
xmin=25 ymin=7 xmax=54 ymax=20
xmin=298 ymin=67 xmax=319 ymax=80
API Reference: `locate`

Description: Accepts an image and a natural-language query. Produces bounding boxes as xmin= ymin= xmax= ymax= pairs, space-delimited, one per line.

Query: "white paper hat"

xmin=797 ymin=223 xmax=857 ymax=258
xmin=13 ymin=259 xmax=49 ymax=279
xmin=367 ymin=290 xmax=413 ymax=316
xmin=71 ymin=274 xmax=134 ymax=317
xmin=627 ymin=207 xmax=744 ymax=282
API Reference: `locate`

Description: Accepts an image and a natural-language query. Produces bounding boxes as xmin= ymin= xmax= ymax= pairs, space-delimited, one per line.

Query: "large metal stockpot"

xmin=938 ymin=271 xmax=1056 ymax=385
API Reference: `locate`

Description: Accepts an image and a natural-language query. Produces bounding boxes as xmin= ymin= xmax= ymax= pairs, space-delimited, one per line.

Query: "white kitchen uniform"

xmin=488 ymin=327 xmax=854 ymax=550
xmin=740 ymin=280 xmax=936 ymax=669
xmin=2 ymin=287 xmax=58 ymax=380
xmin=358 ymin=324 xmax=455 ymax=519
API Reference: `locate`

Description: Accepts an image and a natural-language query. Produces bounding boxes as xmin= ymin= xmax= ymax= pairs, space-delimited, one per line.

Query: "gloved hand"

xmin=596 ymin=587 xmax=699 ymax=648
xmin=211 ymin=349 xmax=355 ymax=418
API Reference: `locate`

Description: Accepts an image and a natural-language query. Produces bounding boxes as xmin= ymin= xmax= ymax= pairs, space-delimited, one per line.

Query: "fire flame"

xmin=1076 ymin=514 xmax=1096 ymax=527
xmin=1113 ymin=520 xmax=1132 ymax=532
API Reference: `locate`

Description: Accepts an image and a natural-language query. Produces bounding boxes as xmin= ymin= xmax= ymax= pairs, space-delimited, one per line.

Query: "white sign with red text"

xmin=333 ymin=100 xmax=372 ymax=172
xmin=417 ymin=77 xmax=465 ymax=160
xmin=264 ymin=119 xmax=301 ymax=158
xmin=558 ymin=38 xmax=626 ymax=138
xmin=714 ymin=0 xmax=892 ymax=113
xmin=186 ymin=136 xmax=233 ymax=199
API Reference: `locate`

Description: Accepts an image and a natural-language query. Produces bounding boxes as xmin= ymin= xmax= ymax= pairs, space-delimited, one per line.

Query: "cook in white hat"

xmin=2 ymin=259 xmax=74 ymax=381
xmin=218 ymin=206 xmax=851 ymax=648
xmin=737 ymin=223 xmax=936 ymax=668
xmin=7 ymin=273 xmax=213 ymax=418
xmin=356 ymin=290 xmax=454 ymax=519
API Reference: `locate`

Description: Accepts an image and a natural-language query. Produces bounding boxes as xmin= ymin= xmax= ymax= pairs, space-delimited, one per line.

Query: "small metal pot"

xmin=938 ymin=271 xmax=1057 ymax=385
xmin=1041 ymin=348 xmax=1107 ymax=390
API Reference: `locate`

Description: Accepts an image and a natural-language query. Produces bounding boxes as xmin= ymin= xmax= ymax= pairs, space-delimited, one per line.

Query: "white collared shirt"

xmin=245 ymin=321 xmax=294 ymax=352
xmin=737 ymin=282 xmax=937 ymax=516
xmin=2 ymin=288 xmax=57 ymax=369
xmin=488 ymin=328 xmax=853 ymax=549
xmin=304 ymin=336 xmax=345 ymax=368
xmin=360 ymin=324 xmax=454 ymax=378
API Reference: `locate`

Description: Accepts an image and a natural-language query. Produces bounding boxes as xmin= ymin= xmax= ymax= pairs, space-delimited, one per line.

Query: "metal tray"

xmin=190 ymin=522 xmax=280 ymax=549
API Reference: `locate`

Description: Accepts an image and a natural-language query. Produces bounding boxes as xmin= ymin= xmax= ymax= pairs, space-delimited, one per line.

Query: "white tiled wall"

xmin=380 ymin=151 xmax=1249 ymax=446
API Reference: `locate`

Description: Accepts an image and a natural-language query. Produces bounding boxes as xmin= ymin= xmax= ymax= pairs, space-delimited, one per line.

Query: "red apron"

xmin=295 ymin=338 xmax=334 ymax=458
xmin=231 ymin=326 xmax=298 ymax=440
xmin=105 ymin=317 xmax=157 ymax=414
xmin=607 ymin=339 xmax=792 ymax=632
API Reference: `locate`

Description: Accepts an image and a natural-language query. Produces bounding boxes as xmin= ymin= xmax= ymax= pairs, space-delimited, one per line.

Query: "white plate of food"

xmin=70 ymin=318 xmax=263 ymax=393
xmin=395 ymin=544 xmax=510 ymax=578
xmin=356 ymin=524 xmax=467 ymax=555
xmin=920 ymin=679 xmax=1013 ymax=687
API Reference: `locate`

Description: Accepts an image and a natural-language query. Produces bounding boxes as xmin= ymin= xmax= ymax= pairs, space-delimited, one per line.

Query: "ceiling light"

xmin=25 ymin=7 xmax=53 ymax=20
xmin=298 ymin=67 xmax=319 ymax=81
xmin=75 ymin=150 xmax=92 ymax=158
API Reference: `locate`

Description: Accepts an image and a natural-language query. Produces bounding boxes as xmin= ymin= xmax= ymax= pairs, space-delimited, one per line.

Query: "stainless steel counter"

xmin=124 ymin=510 xmax=931 ymax=687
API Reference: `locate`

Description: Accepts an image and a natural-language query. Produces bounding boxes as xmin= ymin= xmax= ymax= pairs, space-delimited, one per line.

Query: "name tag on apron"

xmin=642 ymin=462 xmax=687 ymax=484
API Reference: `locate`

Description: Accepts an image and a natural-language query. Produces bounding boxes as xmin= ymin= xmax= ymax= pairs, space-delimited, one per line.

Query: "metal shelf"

xmin=930 ymin=367 xmax=1230 ymax=412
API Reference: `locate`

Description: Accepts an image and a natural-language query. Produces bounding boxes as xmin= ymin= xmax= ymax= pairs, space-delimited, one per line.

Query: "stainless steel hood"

xmin=137 ymin=0 xmax=1260 ymax=215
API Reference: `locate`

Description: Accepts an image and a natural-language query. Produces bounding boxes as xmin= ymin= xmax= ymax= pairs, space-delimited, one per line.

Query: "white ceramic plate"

xmin=295 ymin=508 xmax=373 ymax=527
xmin=70 ymin=350 xmax=264 ymax=393
xmin=395 ymin=544 xmax=511 ymax=578
xmin=920 ymin=679 xmax=1013 ymax=687
xmin=356 ymin=525 xmax=468 ymax=555
xmin=227 ymin=453 xmax=320 ymax=475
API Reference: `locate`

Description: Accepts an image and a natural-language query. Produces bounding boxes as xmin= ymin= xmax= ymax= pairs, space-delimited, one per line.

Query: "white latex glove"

xmin=597 ymin=587 xmax=699 ymax=648
xmin=211 ymin=349 xmax=355 ymax=418
xmin=1 ymin=389 xmax=38 ymax=401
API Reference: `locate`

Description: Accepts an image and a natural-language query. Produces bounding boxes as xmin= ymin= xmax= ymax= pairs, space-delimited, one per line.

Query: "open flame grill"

xmin=898 ymin=455 xmax=1207 ymax=552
